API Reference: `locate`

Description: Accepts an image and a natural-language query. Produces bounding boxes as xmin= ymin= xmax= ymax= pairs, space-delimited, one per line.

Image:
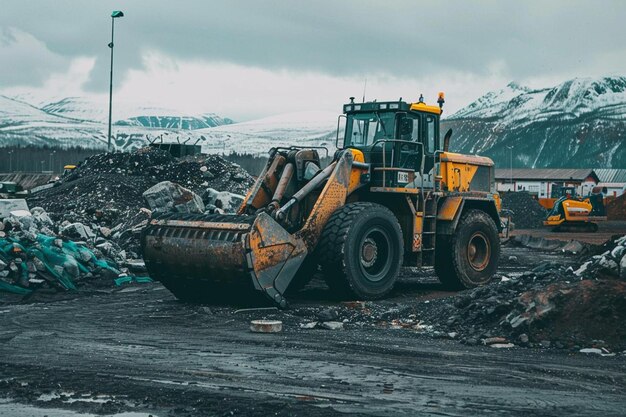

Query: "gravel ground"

xmin=1 ymin=246 xmax=625 ymax=417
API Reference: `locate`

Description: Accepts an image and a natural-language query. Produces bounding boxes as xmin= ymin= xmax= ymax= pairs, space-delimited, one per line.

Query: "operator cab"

xmin=339 ymin=94 xmax=445 ymax=188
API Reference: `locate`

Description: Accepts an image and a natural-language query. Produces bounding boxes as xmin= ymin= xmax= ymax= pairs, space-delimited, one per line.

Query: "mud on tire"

xmin=435 ymin=209 xmax=500 ymax=290
xmin=318 ymin=202 xmax=403 ymax=299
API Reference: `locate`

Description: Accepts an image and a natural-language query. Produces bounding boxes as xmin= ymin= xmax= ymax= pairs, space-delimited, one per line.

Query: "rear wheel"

xmin=318 ymin=202 xmax=403 ymax=299
xmin=435 ymin=209 xmax=500 ymax=290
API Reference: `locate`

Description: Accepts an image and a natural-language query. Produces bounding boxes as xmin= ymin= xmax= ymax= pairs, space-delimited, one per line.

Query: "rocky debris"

xmin=202 ymin=188 xmax=245 ymax=213
xmin=280 ymin=235 xmax=626 ymax=350
xmin=143 ymin=181 xmax=205 ymax=214
xmin=27 ymin=147 xmax=254 ymax=254
xmin=60 ymin=222 xmax=95 ymax=241
xmin=512 ymin=235 xmax=588 ymax=255
xmin=412 ymin=234 xmax=626 ymax=351
xmin=0 ymin=199 xmax=29 ymax=218
xmin=0 ymin=205 xmax=151 ymax=301
xmin=501 ymin=192 xmax=547 ymax=229
xmin=573 ymin=235 xmax=626 ymax=279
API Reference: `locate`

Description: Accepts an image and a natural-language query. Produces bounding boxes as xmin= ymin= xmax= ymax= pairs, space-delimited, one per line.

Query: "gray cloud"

xmin=0 ymin=27 xmax=68 ymax=87
xmin=2 ymin=0 xmax=626 ymax=92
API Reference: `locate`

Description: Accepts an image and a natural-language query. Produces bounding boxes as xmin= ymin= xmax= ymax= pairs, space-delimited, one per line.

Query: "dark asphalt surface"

xmin=1 ymin=246 xmax=625 ymax=417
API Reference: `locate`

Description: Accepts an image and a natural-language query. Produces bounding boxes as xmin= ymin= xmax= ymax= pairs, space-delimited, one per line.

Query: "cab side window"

xmin=426 ymin=115 xmax=436 ymax=154
xmin=411 ymin=116 xmax=420 ymax=141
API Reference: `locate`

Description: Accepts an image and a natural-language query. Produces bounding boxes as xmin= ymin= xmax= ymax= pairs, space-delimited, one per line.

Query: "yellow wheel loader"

xmin=141 ymin=94 xmax=502 ymax=307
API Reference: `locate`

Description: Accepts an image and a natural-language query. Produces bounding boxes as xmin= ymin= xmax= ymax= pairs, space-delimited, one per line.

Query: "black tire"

xmin=318 ymin=202 xmax=403 ymax=299
xmin=435 ymin=209 xmax=500 ymax=290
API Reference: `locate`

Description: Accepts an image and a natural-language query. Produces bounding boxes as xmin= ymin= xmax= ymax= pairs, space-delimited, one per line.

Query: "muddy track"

xmin=1 ymin=247 xmax=625 ymax=416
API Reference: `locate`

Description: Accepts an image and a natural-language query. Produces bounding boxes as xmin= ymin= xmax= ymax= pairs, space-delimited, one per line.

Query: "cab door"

xmin=423 ymin=114 xmax=439 ymax=176
xmin=396 ymin=113 xmax=422 ymax=172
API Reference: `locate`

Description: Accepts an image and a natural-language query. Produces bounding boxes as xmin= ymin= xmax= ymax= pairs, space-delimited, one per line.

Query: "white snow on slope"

xmin=197 ymin=111 xmax=339 ymax=155
xmin=0 ymin=94 xmax=339 ymax=154
xmin=449 ymin=76 xmax=626 ymax=126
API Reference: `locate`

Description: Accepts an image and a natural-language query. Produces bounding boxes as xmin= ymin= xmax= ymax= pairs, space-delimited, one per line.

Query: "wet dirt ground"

xmin=512 ymin=220 xmax=626 ymax=244
xmin=1 ymin=246 xmax=625 ymax=417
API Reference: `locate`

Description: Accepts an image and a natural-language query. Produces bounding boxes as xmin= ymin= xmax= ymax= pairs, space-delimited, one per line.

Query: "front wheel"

xmin=318 ymin=202 xmax=403 ymax=299
xmin=435 ymin=209 xmax=500 ymax=290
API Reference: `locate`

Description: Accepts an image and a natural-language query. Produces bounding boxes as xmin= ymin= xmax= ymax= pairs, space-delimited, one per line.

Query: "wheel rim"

xmin=467 ymin=232 xmax=490 ymax=272
xmin=358 ymin=227 xmax=392 ymax=282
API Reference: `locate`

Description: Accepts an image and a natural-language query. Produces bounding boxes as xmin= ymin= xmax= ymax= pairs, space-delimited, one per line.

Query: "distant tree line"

xmin=0 ymin=146 xmax=334 ymax=176
xmin=0 ymin=145 xmax=102 ymax=173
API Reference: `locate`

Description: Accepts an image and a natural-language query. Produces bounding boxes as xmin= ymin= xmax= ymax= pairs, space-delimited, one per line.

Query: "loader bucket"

xmin=141 ymin=212 xmax=307 ymax=307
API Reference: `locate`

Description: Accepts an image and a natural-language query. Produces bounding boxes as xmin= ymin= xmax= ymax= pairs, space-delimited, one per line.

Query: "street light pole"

xmin=7 ymin=150 xmax=12 ymax=172
xmin=506 ymin=145 xmax=513 ymax=191
xmin=107 ymin=10 xmax=124 ymax=152
xmin=49 ymin=151 xmax=56 ymax=173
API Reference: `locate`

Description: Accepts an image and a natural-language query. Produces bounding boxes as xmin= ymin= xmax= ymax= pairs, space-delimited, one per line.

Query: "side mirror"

xmin=443 ymin=128 xmax=453 ymax=152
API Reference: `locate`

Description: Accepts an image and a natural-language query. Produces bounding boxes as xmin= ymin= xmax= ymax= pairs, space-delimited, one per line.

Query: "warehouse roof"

xmin=594 ymin=169 xmax=626 ymax=183
xmin=494 ymin=168 xmax=598 ymax=182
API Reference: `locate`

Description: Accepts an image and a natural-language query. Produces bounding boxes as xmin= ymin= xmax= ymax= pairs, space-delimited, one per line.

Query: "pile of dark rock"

xmin=285 ymin=236 xmax=626 ymax=352
xmin=500 ymin=191 xmax=547 ymax=229
xmin=414 ymin=234 xmax=626 ymax=351
xmin=0 ymin=205 xmax=148 ymax=302
xmin=27 ymin=147 xmax=254 ymax=254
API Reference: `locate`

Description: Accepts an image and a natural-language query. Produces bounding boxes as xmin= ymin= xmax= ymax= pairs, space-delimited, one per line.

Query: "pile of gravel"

xmin=501 ymin=191 xmax=547 ymax=229
xmin=27 ymin=147 xmax=254 ymax=254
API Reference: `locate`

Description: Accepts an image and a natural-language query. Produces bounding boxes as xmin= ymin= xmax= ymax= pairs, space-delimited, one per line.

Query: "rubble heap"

xmin=607 ymin=193 xmax=626 ymax=220
xmin=501 ymin=191 xmax=547 ymax=229
xmin=415 ymin=235 xmax=626 ymax=351
xmin=27 ymin=147 xmax=254 ymax=254
xmin=0 ymin=206 xmax=149 ymax=301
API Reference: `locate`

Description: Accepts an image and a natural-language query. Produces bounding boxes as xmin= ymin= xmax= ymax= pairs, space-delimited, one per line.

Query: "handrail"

xmin=335 ymin=115 xmax=347 ymax=150
xmin=370 ymin=139 xmax=423 ymax=187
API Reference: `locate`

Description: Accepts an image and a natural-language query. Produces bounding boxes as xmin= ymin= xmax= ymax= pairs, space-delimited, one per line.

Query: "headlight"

xmin=389 ymin=103 xmax=399 ymax=109
xmin=354 ymin=104 xmax=362 ymax=111
xmin=379 ymin=104 xmax=388 ymax=109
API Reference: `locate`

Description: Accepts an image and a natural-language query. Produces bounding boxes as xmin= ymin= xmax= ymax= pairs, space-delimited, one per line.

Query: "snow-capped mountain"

xmin=116 ymin=114 xmax=233 ymax=130
xmin=196 ymin=111 xmax=338 ymax=155
xmin=0 ymin=94 xmax=338 ymax=154
xmin=40 ymin=96 xmax=234 ymax=129
xmin=0 ymin=95 xmax=106 ymax=148
xmin=442 ymin=76 xmax=626 ymax=168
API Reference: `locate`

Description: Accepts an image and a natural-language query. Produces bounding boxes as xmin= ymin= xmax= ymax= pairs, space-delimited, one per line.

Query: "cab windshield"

xmin=344 ymin=112 xmax=396 ymax=147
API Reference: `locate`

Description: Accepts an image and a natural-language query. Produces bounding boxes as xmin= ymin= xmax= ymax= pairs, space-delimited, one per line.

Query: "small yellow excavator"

xmin=544 ymin=187 xmax=607 ymax=232
xmin=141 ymin=94 xmax=503 ymax=307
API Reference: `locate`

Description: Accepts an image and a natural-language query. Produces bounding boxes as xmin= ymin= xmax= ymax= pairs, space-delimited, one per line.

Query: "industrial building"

xmin=495 ymin=168 xmax=626 ymax=197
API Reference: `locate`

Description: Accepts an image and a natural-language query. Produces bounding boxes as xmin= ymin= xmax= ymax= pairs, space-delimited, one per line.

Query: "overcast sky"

xmin=1 ymin=0 xmax=626 ymax=120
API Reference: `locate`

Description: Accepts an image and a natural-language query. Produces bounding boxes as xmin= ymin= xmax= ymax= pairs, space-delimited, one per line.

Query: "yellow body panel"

xmin=438 ymin=152 xmax=494 ymax=193
xmin=493 ymin=193 xmax=502 ymax=212
xmin=437 ymin=197 xmax=463 ymax=221
xmin=347 ymin=148 xmax=365 ymax=193
xmin=409 ymin=102 xmax=442 ymax=115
